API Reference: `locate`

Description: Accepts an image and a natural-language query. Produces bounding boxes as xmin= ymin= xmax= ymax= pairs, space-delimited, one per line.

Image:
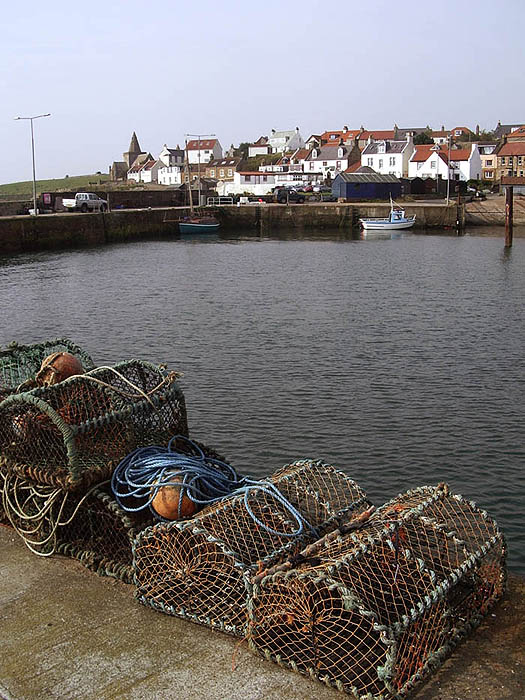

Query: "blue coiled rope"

xmin=111 ymin=434 xmax=318 ymax=538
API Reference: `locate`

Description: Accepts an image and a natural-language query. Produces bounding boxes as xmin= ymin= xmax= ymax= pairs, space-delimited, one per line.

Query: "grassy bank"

xmin=0 ymin=173 xmax=110 ymax=197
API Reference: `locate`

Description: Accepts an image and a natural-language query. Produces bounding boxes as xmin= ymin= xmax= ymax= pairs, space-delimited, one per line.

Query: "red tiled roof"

xmin=411 ymin=145 xmax=446 ymax=162
xmin=451 ymin=126 xmax=472 ymax=133
xmin=292 ymin=149 xmax=309 ymax=160
xmin=345 ymin=161 xmax=362 ymax=173
xmin=506 ymin=125 xmax=525 ymax=138
xmin=360 ymin=130 xmax=395 ymax=140
xmin=498 ymin=142 xmax=525 ymax=156
xmin=187 ymin=139 xmax=217 ymax=150
xmin=448 ymin=148 xmax=472 ymax=162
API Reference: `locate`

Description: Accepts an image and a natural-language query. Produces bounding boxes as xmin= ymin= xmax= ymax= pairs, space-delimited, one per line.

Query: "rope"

xmin=111 ymin=435 xmax=318 ymax=538
xmin=0 ymin=471 xmax=109 ymax=556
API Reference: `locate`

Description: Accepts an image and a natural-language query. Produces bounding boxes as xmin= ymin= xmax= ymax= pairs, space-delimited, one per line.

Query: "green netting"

xmin=0 ymin=338 xmax=95 ymax=399
xmin=0 ymin=360 xmax=188 ymax=490
xmin=248 ymin=483 xmax=506 ymax=699
xmin=133 ymin=460 xmax=371 ymax=637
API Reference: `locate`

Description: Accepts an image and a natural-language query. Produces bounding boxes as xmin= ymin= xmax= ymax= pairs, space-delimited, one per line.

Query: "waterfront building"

xmin=218 ymin=170 xmax=275 ymax=196
xmin=495 ymin=130 xmax=525 ymax=180
xmin=478 ymin=143 xmax=498 ymax=182
xmin=127 ymin=153 xmax=154 ymax=182
xmin=248 ymin=136 xmax=272 ymax=158
xmin=304 ymin=141 xmax=360 ymax=178
xmin=186 ymin=138 xmax=223 ymax=164
xmin=408 ymin=143 xmax=481 ymax=181
xmin=493 ymin=120 xmax=525 ymax=140
xmin=204 ymin=157 xmax=243 ymax=182
xmin=361 ymin=133 xmax=415 ymax=178
xmin=157 ymin=145 xmax=185 ymax=186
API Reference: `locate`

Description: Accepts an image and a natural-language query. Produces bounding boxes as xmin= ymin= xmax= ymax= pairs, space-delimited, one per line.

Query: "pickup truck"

xmin=62 ymin=193 xmax=108 ymax=212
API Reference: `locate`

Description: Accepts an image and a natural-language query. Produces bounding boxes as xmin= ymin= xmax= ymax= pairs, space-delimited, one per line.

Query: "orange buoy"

xmin=151 ymin=473 xmax=197 ymax=520
xmin=36 ymin=352 xmax=84 ymax=386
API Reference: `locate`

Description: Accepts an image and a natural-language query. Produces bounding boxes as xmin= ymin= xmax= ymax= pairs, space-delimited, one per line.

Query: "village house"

xmin=451 ymin=126 xmax=474 ymax=141
xmin=157 ymin=145 xmax=185 ymax=186
xmin=493 ymin=121 xmax=525 ymax=140
xmin=408 ymin=144 xmax=450 ymax=180
xmin=319 ymin=126 xmax=362 ymax=146
xmin=204 ymin=157 xmax=242 ymax=181
xmin=303 ymin=141 xmax=360 ymax=178
xmin=431 ymin=127 xmax=451 ymax=145
xmin=267 ymin=128 xmax=305 ymax=153
xmin=217 ymin=171 xmax=275 ymax=197
xmin=408 ymin=143 xmax=482 ymax=181
xmin=186 ymin=138 xmax=223 ymax=164
xmin=361 ymin=134 xmax=415 ymax=178
xmin=477 ymin=143 xmax=498 ymax=182
xmin=127 ymin=153 xmax=154 ymax=182
xmin=248 ymin=136 xmax=272 ymax=158
xmin=495 ymin=128 xmax=525 ymax=180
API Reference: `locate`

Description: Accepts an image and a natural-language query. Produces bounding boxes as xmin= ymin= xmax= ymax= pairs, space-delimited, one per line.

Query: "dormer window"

xmin=338 ymin=147 xmax=344 ymax=158
xmin=378 ymin=141 xmax=386 ymax=153
xmin=312 ymin=149 xmax=318 ymax=159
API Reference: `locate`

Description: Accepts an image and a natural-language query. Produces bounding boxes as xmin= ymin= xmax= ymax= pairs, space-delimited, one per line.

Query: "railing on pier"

xmin=206 ymin=196 xmax=234 ymax=206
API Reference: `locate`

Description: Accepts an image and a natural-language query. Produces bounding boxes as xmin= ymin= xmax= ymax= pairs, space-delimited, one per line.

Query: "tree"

xmin=413 ymin=131 xmax=434 ymax=145
xmin=235 ymin=142 xmax=250 ymax=159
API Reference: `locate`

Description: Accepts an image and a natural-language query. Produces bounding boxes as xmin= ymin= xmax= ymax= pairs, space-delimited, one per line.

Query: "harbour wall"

xmin=0 ymin=203 xmax=462 ymax=254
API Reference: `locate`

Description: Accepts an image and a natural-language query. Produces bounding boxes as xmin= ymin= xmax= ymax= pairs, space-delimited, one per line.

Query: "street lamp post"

xmin=14 ymin=113 xmax=51 ymax=216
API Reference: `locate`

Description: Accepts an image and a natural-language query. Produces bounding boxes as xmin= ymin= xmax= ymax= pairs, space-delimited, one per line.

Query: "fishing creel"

xmin=0 ymin=338 xmax=95 ymax=401
xmin=133 ymin=459 xmax=371 ymax=637
xmin=0 ymin=360 xmax=188 ymax=490
xmin=248 ymin=483 xmax=506 ymax=699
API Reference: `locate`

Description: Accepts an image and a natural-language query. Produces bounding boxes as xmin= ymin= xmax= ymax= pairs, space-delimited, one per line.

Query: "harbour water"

xmin=1 ymin=228 xmax=524 ymax=572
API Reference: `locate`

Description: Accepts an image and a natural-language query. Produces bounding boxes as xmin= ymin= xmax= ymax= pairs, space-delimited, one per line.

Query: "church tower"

xmin=123 ymin=132 xmax=144 ymax=168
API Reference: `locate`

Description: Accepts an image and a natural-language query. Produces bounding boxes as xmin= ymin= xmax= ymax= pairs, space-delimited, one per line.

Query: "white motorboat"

xmin=359 ymin=198 xmax=416 ymax=231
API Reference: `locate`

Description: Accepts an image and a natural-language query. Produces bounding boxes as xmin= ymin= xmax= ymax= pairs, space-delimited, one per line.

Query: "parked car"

xmin=62 ymin=193 xmax=108 ymax=212
xmin=313 ymin=184 xmax=332 ymax=193
xmin=273 ymin=188 xmax=305 ymax=204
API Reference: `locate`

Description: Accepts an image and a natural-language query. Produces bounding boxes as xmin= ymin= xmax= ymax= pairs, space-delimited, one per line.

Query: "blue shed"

xmin=332 ymin=172 xmax=402 ymax=200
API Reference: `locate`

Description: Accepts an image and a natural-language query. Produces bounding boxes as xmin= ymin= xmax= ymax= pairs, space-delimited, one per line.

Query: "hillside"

xmin=0 ymin=174 xmax=110 ymax=196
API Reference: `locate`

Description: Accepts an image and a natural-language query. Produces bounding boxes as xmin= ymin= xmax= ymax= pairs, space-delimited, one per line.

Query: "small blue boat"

xmin=178 ymin=216 xmax=220 ymax=234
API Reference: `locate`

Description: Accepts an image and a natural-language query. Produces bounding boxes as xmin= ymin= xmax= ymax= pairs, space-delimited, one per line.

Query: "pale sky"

xmin=1 ymin=0 xmax=524 ymax=184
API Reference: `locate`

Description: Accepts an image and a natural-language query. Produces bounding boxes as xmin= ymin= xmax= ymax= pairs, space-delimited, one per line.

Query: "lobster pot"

xmin=0 ymin=360 xmax=188 ymax=490
xmin=0 ymin=338 xmax=95 ymax=400
xmin=134 ymin=460 xmax=370 ymax=637
xmin=248 ymin=483 xmax=506 ymax=700
xmin=56 ymin=484 xmax=153 ymax=583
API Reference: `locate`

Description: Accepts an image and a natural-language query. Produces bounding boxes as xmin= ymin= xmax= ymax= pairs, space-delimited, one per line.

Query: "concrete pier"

xmin=0 ymin=203 xmax=461 ymax=255
xmin=0 ymin=526 xmax=524 ymax=700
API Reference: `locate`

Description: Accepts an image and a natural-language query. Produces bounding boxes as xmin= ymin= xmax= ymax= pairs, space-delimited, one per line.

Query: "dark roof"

xmin=335 ymin=173 xmax=400 ymax=183
xmin=494 ymin=122 xmax=524 ymax=139
xmin=362 ymin=140 xmax=409 ymax=155
xmin=305 ymin=145 xmax=350 ymax=161
xmin=128 ymin=132 xmax=141 ymax=153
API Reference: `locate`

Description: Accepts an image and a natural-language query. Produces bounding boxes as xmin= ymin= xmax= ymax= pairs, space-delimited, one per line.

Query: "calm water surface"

xmin=1 ymin=229 xmax=524 ymax=572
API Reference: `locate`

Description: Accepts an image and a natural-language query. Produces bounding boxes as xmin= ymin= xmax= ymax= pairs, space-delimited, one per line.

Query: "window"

xmin=245 ymin=175 xmax=251 ymax=181
xmin=228 ymin=169 xmax=233 ymax=176
xmin=330 ymin=134 xmax=337 ymax=140
xmin=378 ymin=159 xmax=383 ymax=168
xmin=219 ymin=169 xmax=225 ymax=177
xmin=367 ymin=158 xmax=373 ymax=166
xmin=519 ymin=157 xmax=523 ymax=165
xmin=336 ymin=161 xmax=341 ymax=169
xmin=309 ymin=162 xmax=314 ymax=170
xmin=263 ymin=175 xmax=267 ymax=182
xmin=500 ymin=157 xmax=506 ymax=165
xmin=389 ymin=157 xmax=395 ymax=166
xmin=430 ymin=161 xmax=436 ymax=169
xmin=417 ymin=162 xmax=422 ymax=169
xmin=455 ymin=129 xmax=461 ymax=136
xmin=486 ymin=160 xmax=492 ymax=166
xmin=323 ymin=161 xmax=327 ymax=166
xmin=210 ymin=169 xmax=215 ymax=177
xmin=486 ymin=171 xmax=493 ymax=178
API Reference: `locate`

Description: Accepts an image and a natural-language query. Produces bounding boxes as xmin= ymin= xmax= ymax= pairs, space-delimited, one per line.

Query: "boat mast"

xmin=184 ymin=138 xmax=194 ymax=215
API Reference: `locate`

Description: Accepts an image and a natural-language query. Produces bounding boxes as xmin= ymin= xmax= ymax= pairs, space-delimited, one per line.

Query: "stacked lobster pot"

xmin=248 ymin=483 xmax=506 ymax=700
xmin=0 ymin=339 xmax=188 ymax=580
xmin=133 ymin=459 xmax=372 ymax=637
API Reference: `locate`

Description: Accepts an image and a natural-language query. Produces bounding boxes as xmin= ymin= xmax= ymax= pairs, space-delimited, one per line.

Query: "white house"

xmin=303 ymin=143 xmax=356 ymax=178
xmin=157 ymin=145 xmax=185 ymax=186
xmin=127 ymin=153 xmax=153 ymax=182
xmin=268 ymin=128 xmax=305 ymax=154
xmin=408 ymin=143 xmax=482 ymax=181
xmin=361 ymin=134 xmax=415 ymax=178
xmin=248 ymin=136 xmax=272 ymax=158
xmin=186 ymin=138 xmax=222 ymax=164
xmin=218 ymin=171 xmax=276 ymax=196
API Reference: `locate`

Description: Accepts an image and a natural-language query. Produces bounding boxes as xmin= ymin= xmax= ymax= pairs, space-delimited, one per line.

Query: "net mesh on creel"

xmin=248 ymin=483 xmax=506 ymax=700
xmin=0 ymin=439 xmax=225 ymax=581
xmin=133 ymin=460 xmax=371 ymax=637
xmin=0 ymin=338 xmax=95 ymax=400
xmin=0 ymin=360 xmax=188 ymax=490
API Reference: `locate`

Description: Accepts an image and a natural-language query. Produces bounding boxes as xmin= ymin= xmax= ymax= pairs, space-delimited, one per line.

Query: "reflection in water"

xmin=1 ymin=230 xmax=524 ymax=572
